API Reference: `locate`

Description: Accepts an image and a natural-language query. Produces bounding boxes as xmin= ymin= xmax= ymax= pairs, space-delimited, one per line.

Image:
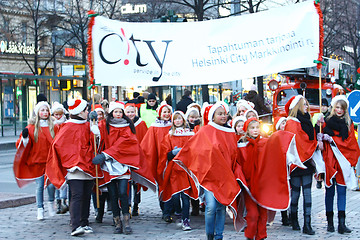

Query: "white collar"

xmin=169 ymin=128 xmax=195 ymax=136
xmin=109 ymin=123 xmax=130 ymax=128
xmin=134 ymin=118 xmax=143 ymax=127
xmin=40 ymin=119 xmax=48 ymax=127
xmin=66 ymin=119 xmax=87 ymax=124
xmin=209 ymin=121 xmax=234 ymax=133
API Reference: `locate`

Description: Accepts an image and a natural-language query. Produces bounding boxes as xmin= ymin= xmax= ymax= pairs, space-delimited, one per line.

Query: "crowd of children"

xmin=13 ymin=92 xmax=359 ymax=239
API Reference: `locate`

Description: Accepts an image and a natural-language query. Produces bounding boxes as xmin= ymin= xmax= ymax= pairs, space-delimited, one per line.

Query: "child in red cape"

xmin=284 ymin=95 xmax=323 ymax=235
xmin=321 ymin=95 xmax=360 ymax=234
xmin=124 ymin=103 xmax=149 ymax=216
xmin=159 ymin=111 xmax=195 ymax=229
xmin=93 ymin=101 xmax=155 ymax=234
xmin=46 ymin=99 xmax=100 ymax=236
xmin=14 ymin=101 xmax=59 ymax=220
xmin=172 ymin=101 xmax=247 ymax=240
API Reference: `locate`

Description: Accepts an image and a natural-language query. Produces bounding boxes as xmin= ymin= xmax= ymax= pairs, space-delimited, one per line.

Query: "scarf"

xmin=110 ymin=117 xmax=128 ymax=125
xmin=324 ymin=116 xmax=349 ymax=140
xmin=296 ymin=111 xmax=314 ymax=140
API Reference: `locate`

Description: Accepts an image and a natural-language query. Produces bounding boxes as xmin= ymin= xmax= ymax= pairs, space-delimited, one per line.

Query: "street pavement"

xmin=1 ymin=135 xmax=360 ymax=239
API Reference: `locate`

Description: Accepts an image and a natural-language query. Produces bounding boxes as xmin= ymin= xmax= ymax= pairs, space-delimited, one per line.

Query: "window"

xmin=277 ymin=89 xmax=331 ymax=106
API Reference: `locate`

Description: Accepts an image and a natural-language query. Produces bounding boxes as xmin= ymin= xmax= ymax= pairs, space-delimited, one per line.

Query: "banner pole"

xmin=92 ymin=88 xmax=100 ymax=209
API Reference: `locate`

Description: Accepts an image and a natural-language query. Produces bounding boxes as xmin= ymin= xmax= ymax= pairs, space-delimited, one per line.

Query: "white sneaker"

xmin=48 ymin=201 xmax=55 ymax=217
xmin=71 ymin=226 xmax=85 ymax=236
xmin=83 ymin=226 xmax=93 ymax=233
xmin=37 ymin=208 xmax=44 ymax=220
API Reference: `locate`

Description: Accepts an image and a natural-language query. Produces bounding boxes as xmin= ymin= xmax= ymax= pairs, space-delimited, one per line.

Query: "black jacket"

xmin=176 ymin=96 xmax=193 ymax=113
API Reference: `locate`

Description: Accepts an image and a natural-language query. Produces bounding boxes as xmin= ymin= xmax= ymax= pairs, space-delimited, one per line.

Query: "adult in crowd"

xmin=244 ymin=85 xmax=270 ymax=115
xmin=140 ymin=93 xmax=159 ymax=127
xmin=176 ymin=89 xmax=194 ymax=113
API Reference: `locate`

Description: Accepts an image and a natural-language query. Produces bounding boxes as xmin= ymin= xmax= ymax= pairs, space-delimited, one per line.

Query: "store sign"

xmin=0 ymin=40 xmax=40 ymax=55
xmin=65 ymin=48 xmax=75 ymax=57
xmin=74 ymin=65 xmax=85 ymax=76
xmin=62 ymin=65 xmax=74 ymax=76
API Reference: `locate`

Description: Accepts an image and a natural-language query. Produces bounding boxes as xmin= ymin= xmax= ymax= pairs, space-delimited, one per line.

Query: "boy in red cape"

xmin=46 ymin=99 xmax=101 ymax=236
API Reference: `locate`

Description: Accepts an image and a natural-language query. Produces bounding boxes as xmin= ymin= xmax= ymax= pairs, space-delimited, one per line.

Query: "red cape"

xmin=140 ymin=123 xmax=171 ymax=184
xmin=173 ymin=122 xmax=247 ymax=207
xmin=134 ymin=118 xmax=148 ymax=143
xmin=46 ymin=121 xmax=100 ymax=189
xmin=284 ymin=117 xmax=317 ymax=171
xmin=13 ymin=125 xmax=58 ymax=188
xmin=237 ymin=131 xmax=297 ymax=210
xmin=97 ymin=122 xmax=155 ymax=190
xmin=323 ymin=124 xmax=360 ymax=186
xmin=158 ymin=130 xmax=194 ymax=201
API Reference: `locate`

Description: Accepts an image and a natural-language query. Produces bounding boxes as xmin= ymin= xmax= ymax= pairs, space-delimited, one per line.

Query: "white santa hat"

xmin=185 ymin=107 xmax=200 ymax=120
xmin=34 ymin=101 xmax=50 ymax=116
xmin=244 ymin=108 xmax=259 ymax=119
xmin=330 ymin=95 xmax=349 ymax=108
xmin=187 ymin=103 xmax=201 ymax=114
xmin=157 ymin=102 xmax=172 ymax=117
xmin=67 ymin=99 xmax=88 ymax=115
xmin=109 ymin=101 xmax=125 ymax=113
xmin=236 ymin=100 xmax=254 ymax=111
xmin=201 ymin=102 xmax=210 ymax=116
xmin=231 ymin=116 xmax=247 ymax=131
xmin=208 ymin=101 xmax=229 ymax=122
xmin=275 ymin=116 xmax=287 ymax=130
xmin=51 ymin=101 xmax=67 ymax=114
xmin=172 ymin=110 xmax=187 ymax=122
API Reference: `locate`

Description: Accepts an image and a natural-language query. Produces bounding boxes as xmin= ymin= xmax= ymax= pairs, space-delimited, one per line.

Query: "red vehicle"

xmin=269 ymin=57 xmax=350 ymax=118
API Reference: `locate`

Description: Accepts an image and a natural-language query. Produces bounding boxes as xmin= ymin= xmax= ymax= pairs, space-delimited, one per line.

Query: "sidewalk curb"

xmin=0 ymin=193 xmax=36 ymax=209
xmin=0 ymin=142 xmax=16 ymax=150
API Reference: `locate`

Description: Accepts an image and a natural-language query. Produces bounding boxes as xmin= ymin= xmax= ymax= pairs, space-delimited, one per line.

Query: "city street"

xmin=1 ymin=148 xmax=360 ymax=239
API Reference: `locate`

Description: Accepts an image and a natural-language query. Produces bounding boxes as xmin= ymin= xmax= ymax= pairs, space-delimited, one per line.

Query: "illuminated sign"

xmin=65 ymin=48 xmax=75 ymax=57
xmin=0 ymin=40 xmax=40 ymax=55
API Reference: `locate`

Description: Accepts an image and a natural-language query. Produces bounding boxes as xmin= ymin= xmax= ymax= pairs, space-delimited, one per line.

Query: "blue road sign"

xmin=348 ymin=90 xmax=360 ymax=123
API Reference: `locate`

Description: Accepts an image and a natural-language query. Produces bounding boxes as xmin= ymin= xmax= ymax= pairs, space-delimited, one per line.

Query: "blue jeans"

xmin=163 ymin=192 xmax=190 ymax=220
xmin=35 ymin=176 xmax=55 ymax=208
xmin=107 ymin=179 xmax=130 ymax=217
xmin=55 ymin=184 xmax=68 ymax=200
xmin=204 ymin=189 xmax=226 ymax=239
xmin=325 ymin=183 xmax=346 ymax=212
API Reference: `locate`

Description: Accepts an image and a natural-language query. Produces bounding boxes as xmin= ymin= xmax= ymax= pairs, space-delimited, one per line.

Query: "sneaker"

xmin=82 ymin=226 xmax=94 ymax=233
xmin=37 ymin=208 xmax=44 ymax=220
xmin=182 ymin=218 xmax=191 ymax=231
xmin=71 ymin=226 xmax=85 ymax=236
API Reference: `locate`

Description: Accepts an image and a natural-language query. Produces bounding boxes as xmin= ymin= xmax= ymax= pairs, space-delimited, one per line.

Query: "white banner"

xmin=92 ymin=1 xmax=319 ymax=86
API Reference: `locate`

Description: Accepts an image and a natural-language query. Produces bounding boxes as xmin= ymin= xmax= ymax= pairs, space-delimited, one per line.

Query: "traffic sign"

xmin=348 ymin=90 xmax=360 ymax=123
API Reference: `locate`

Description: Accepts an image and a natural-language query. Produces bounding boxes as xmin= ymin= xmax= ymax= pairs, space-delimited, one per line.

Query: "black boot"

xmin=326 ymin=211 xmax=335 ymax=232
xmin=281 ymin=211 xmax=290 ymax=226
xmin=207 ymin=234 xmax=214 ymax=240
xmin=290 ymin=212 xmax=300 ymax=230
xmin=338 ymin=211 xmax=351 ymax=234
xmin=56 ymin=199 xmax=61 ymax=214
xmin=132 ymin=203 xmax=139 ymax=216
xmin=303 ymin=215 xmax=315 ymax=235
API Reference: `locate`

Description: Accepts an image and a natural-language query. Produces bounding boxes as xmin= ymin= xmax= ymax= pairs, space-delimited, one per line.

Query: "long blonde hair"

xmin=327 ymin=99 xmax=351 ymax=128
xmin=289 ymin=98 xmax=311 ymax=119
xmin=29 ymin=107 xmax=55 ymax=142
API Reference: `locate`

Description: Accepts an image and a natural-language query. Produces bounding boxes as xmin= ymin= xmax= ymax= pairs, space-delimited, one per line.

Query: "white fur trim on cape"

xmin=209 ymin=121 xmax=234 ymax=133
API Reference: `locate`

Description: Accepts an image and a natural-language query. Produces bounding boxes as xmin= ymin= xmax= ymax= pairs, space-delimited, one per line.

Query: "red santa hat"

xmin=172 ymin=110 xmax=186 ymax=122
xmin=285 ymin=95 xmax=303 ymax=115
xmin=125 ymin=103 xmax=136 ymax=109
xmin=243 ymin=117 xmax=260 ymax=132
xmin=208 ymin=101 xmax=229 ymax=123
xmin=202 ymin=104 xmax=213 ymax=126
xmin=274 ymin=116 xmax=287 ymax=131
xmin=67 ymin=99 xmax=87 ymax=115
xmin=93 ymin=104 xmax=105 ymax=113
xmin=330 ymin=94 xmax=349 ymax=108
xmin=34 ymin=101 xmax=51 ymax=116
xmin=231 ymin=116 xmax=247 ymax=131
xmin=109 ymin=101 xmax=125 ymax=113
xmin=157 ymin=103 xmax=172 ymax=117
